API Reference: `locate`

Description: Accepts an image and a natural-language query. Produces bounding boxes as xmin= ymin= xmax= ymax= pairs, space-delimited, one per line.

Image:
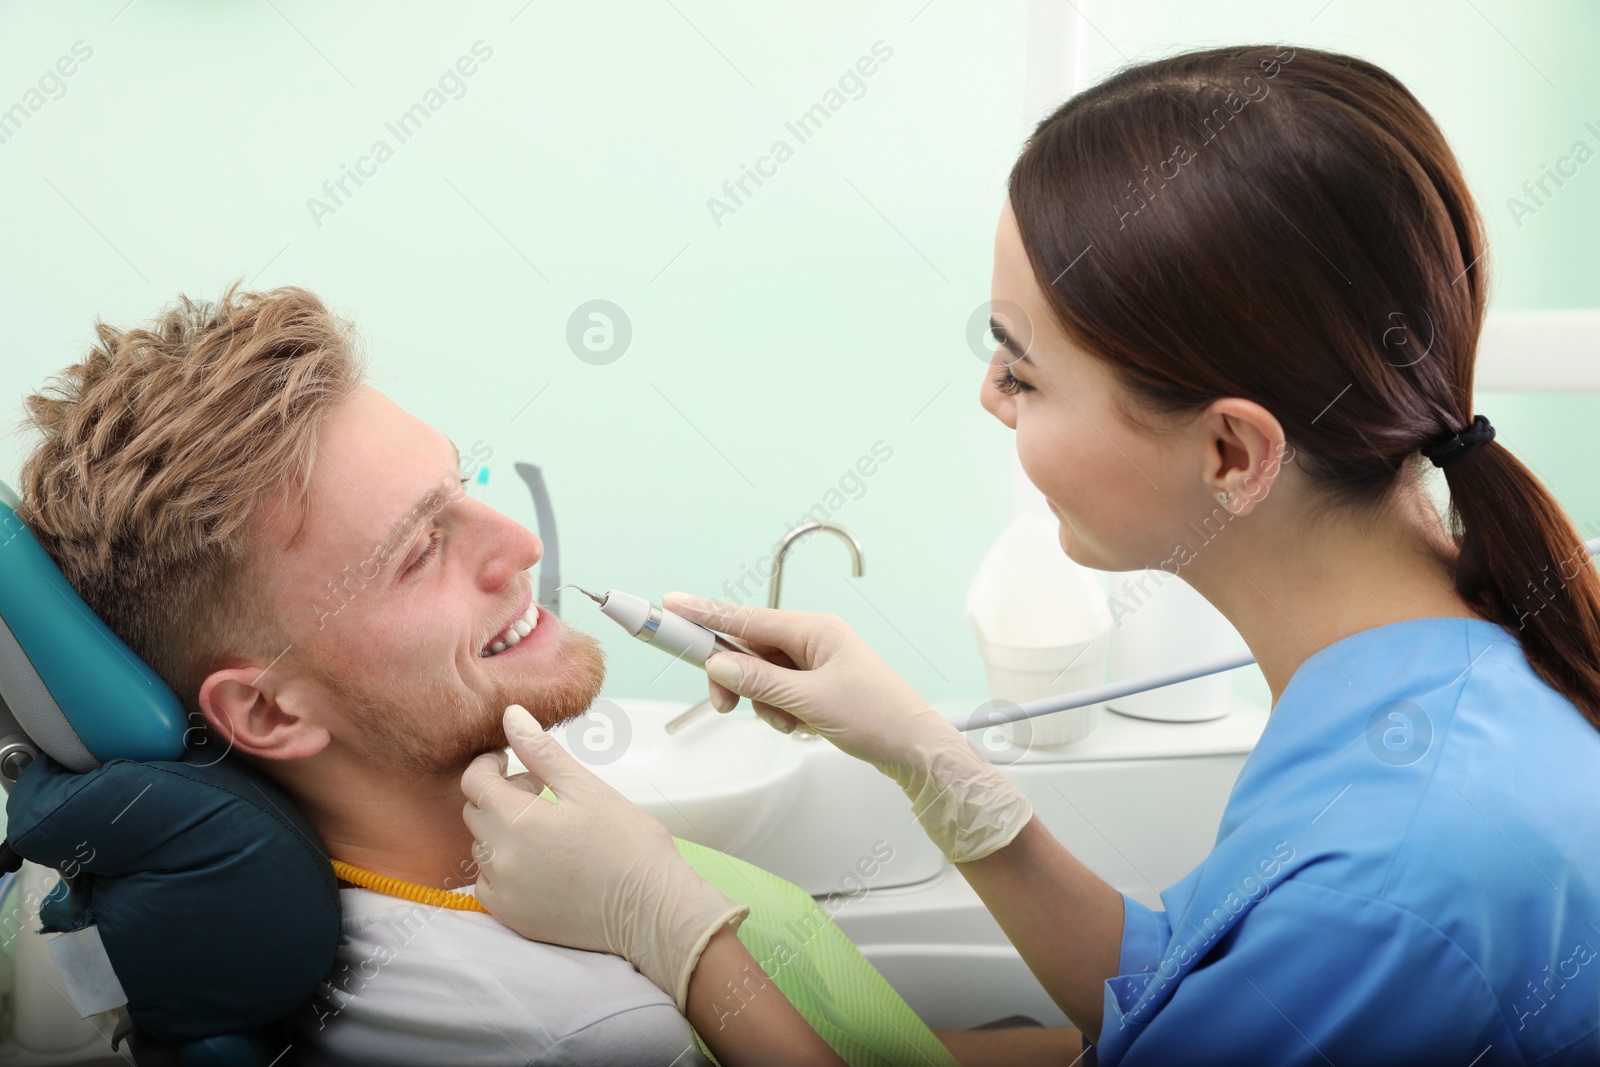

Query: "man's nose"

xmin=478 ymin=505 xmax=543 ymax=580
xmin=513 ymin=520 xmax=543 ymax=571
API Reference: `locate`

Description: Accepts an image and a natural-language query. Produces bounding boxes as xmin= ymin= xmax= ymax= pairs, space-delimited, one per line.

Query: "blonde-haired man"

xmin=17 ymin=283 xmax=717 ymax=1062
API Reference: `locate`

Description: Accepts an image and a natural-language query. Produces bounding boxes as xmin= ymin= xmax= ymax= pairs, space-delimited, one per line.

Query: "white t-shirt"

xmin=287 ymin=883 xmax=712 ymax=1066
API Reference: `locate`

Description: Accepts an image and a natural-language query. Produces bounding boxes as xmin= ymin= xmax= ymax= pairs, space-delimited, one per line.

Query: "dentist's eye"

xmin=993 ymin=366 xmax=1035 ymax=395
xmin=405 ymin=530 xmax=441 ymax=575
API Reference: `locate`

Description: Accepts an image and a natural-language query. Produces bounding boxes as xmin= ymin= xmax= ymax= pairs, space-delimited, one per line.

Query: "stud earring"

xmin=1217 ymin=490 xmax=1231 ymax=504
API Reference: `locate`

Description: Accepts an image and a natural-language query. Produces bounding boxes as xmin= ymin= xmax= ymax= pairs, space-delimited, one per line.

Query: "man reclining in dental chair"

xmin=13 ymin=282 xmax=1075 ymax=1066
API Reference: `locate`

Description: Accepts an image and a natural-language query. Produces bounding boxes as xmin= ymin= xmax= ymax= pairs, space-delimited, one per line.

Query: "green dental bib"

xmin=676 ymin=837 xmax=959 ymax=1067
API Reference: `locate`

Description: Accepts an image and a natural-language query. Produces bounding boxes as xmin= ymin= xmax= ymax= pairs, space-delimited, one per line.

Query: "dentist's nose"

xmin=979 ymin=352 xmax=1017 ymax=429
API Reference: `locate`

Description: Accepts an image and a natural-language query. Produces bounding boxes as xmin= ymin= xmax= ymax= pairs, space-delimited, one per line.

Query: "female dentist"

xmin=462 ymin=43 xmax=1600 ymax=1066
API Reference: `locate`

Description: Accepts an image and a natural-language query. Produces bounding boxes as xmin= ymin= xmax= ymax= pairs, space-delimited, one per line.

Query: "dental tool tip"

xmin=557 ymin=583 xmax=605 ymax=604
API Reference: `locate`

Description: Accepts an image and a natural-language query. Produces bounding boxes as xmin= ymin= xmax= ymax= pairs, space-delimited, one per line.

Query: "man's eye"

xmin=405 ymin=530 xmax=441 ymax=575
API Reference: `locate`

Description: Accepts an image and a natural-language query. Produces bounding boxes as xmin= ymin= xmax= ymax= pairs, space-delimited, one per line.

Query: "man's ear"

xmin=1200 ymin=397 xmax=1288 ymax=515
xmin=197 ymin=664 xmax=329 ymax=761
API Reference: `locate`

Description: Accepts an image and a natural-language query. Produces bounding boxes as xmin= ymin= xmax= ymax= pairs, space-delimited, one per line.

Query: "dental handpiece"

xmin=559 ymin=584 xmax=758 ymax=666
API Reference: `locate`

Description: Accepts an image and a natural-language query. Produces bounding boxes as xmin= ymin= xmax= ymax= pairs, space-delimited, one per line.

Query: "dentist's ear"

xmin=1199 ymin=397 xmax=1288 ymax=515
xmin=196 ymin=665 xmax=329 ymax=760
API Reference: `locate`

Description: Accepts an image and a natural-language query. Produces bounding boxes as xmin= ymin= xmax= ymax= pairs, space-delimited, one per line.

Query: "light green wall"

xmin=0 ymin=2 xmax=1594 ymax=715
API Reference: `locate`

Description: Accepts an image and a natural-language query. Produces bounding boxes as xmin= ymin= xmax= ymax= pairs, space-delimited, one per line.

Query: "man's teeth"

xmin=483 ymin=603 xmax=540 ymax=657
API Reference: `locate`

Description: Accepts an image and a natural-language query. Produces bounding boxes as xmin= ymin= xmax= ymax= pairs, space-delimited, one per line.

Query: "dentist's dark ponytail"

xmin=1008 ymin=44 xmax=1600 ymax=729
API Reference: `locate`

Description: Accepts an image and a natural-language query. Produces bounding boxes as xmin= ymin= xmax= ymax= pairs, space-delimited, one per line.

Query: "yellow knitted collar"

xmin=331 ymin=858 xmax=489 ymax=914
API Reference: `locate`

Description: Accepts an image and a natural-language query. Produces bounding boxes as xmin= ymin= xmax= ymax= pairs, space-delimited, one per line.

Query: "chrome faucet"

xmin=663 ymin=521 xmax=864 ymax=736
xmin=766 ymin=521 xmax=864 ymax=609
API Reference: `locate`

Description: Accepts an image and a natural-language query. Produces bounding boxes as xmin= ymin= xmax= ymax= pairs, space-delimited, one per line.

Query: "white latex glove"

xmin=662 ymin=593 xmax=1034 ymax=865
xmin=460 ymin=704 xmax=749 ymax=1012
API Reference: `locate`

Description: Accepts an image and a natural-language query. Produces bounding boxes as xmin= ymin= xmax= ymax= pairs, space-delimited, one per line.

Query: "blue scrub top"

xmin=1089 ymin=617 xmax=1600 ymax=1066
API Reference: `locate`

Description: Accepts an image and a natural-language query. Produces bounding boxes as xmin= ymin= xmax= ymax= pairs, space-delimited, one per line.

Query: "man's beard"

xmin=317 ymin=625 xmax=607 ymax=780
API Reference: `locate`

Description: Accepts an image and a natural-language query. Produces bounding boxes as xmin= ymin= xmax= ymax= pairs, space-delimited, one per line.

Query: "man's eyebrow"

xmin=991 ymin=317 xmax=1032 ymax=363
xmin=380 ymin=437 xmax=465 ymax=566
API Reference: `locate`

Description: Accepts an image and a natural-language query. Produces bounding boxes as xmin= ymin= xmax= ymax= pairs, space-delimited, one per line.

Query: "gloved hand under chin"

xmin=460 ymin=704 xmax=749 ymax=1012
xmin=663 ymin=593 xmax=1034 ymax=866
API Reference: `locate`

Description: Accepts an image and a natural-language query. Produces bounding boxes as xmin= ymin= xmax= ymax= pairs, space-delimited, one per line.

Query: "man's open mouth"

xmin=481 ymin=599 xmax=540 ymax=657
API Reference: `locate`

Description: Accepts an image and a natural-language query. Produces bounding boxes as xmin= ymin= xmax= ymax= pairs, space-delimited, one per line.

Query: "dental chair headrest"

xmin=8 ymin=751 xmax=341 ymax=1042
xmin=0 ymin=481 xmax=339 ymax=1062
xmin=0 ymin=481 xmax=189 ymax=775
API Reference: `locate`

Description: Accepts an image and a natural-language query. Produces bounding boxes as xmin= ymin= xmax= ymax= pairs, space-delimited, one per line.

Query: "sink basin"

xmin=506 ymin=698 xmax=805 ymax=855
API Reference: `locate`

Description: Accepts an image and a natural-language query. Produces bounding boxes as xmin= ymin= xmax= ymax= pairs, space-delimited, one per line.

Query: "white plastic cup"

xmin=963 ymin=507 xmax=1112 ymax=749
xmin=970 ymin=626 xmax=1109 ymax=747
xmin=1105 ymin=570 xmax=1236 ymax=722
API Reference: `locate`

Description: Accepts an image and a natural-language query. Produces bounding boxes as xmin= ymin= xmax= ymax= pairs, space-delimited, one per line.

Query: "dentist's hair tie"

xmin=1421 ymin=414 xmax=1495 ymax=468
